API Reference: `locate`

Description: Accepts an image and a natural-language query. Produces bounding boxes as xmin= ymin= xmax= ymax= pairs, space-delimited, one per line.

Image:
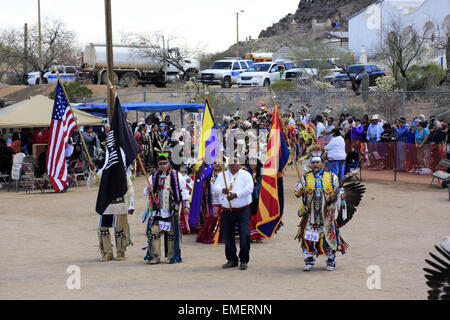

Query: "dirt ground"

xmin=0 ymin=169 xmax=449 ymax=300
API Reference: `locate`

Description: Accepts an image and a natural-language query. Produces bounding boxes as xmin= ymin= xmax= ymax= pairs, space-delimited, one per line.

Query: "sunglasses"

xmin=158 ymin=162 xmax=168 ymax=165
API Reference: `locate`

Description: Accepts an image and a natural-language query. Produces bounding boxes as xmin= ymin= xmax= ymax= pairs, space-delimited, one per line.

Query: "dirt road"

xmin=1 ymin=170 xmax=448 ymax=300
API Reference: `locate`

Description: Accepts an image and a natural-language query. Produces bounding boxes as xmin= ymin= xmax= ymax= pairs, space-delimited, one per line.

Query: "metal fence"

xmin=81 ymin=88 xmax=450 ymax=183
xmin=82 ymin=89 xmax=450 ymax=127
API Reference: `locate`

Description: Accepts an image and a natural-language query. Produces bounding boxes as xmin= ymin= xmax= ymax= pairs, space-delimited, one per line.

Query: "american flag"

xmin=46 ymin=81 xmax=76 ymax=192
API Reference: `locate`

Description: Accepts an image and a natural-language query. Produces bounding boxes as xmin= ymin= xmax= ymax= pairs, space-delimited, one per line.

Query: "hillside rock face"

xmin=258 ymin=0 xmax=377 ymax=38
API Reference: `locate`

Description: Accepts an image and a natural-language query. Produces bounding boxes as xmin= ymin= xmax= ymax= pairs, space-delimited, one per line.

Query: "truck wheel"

xmin=101 ymin=71 xmax=118 ymax=85
xmin=122 ymin=72 xmax=139 ymax=87
xmin=222 ymin=77 xmax=232 ymax=88
xmin=263 ymin=79 xmax=270 ymax=87
xmin=184 ymin=69 xmax=199 ymax=81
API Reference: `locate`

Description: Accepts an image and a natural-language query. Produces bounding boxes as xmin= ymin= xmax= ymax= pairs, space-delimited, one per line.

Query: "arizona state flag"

xmin=255 ymin=104 xmax=290 ymax=238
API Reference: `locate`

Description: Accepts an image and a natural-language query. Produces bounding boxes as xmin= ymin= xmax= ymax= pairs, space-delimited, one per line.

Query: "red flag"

xmin=46 ymin=81 xmax=76 ymax=192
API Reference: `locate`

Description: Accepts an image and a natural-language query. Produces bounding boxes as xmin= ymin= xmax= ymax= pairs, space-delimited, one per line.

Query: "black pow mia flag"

xmin=95 ymin=97 xmax=139 ymax=215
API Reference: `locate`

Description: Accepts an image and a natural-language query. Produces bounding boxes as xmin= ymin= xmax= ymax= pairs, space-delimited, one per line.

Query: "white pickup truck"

xmin=198 ymin=59 xmax=252 ymax=88
xmin=26 ymin=65 xmax=78 ymax=85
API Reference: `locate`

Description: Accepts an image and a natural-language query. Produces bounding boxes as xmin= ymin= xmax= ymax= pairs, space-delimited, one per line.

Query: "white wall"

xmin=348 ymin=0 xmax=449 ymax=65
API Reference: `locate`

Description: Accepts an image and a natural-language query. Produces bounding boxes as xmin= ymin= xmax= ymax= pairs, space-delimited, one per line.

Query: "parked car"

xmin=198 ymin=59 xmax=252 ymax=88
xmin=25 ymin=65 xmax=79 ymax=85
xmin=281 ymin=58 xmax=346 ymax=83
xmin=322 ymin=58 xmax=346 ymax=83
xmin=274 ymin=59 xmax=295 ymax=72
xmin=282 ymin=67 xmax=311 ymax=81
xmin=237 ymin=62 xmax=281 ymax=87
xmin=334 ymin=64 xmax=385 ymax=86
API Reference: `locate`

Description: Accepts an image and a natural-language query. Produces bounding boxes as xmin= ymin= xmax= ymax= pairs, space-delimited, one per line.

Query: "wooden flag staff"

xmin=271 ymin=94 xmax=302 ymax=182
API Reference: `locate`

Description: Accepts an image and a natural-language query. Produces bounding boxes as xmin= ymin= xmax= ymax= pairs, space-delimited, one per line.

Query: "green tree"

xmin=48 ymin=82 xmax=93 ymax=103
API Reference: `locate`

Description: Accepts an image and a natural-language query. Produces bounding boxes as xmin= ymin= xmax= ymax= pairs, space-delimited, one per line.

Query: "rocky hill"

xmin=219 ymin=0 xmax=378 ymax=59
xmin=258 ymin=0 xmax=377 ymax=38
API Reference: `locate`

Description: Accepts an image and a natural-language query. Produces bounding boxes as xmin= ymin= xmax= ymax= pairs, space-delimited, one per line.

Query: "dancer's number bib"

xmin=305 ymin=230 xmax=320 ymax=242
xmin=159 ymin=221 xmax=171 ymax=232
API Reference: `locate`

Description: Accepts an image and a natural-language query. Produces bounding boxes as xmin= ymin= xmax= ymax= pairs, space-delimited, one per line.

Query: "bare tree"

xmin=0 ymin=19 xmax=80 ymax=84
xmin=123 ymin=31 xmax=204 ymax=80
xmin=0 ymin=28 xmax=25 ymax=83
xmin=379 ymin=18 xmax=431 ymax=84
xmin=425 ymin=19 xmax=450 ymax=84
xmin=280 ymin=31 xmax=359 ymax=91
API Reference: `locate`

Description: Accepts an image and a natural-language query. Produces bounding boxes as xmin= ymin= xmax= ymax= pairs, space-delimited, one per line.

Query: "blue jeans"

xmin=327 ymin=160 xmax=345 ymax=182
xmin=221 ymin=206 xmax=250 ymax=264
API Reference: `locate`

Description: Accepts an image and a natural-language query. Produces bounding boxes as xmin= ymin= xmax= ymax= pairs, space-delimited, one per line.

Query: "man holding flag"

xmin=212 ymin=156 xmax=254 ymax=270
xmin=255 ymin=103 xmax=290 ymax=240
xmin=95 ymin=96 xmax=139 ymax=262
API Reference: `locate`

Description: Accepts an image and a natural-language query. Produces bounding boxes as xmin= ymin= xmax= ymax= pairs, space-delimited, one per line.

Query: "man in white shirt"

xmin=315 ymin=115 xmax=325 ymax=140
xmin=212 ymin=156 xmax=254 ymax=270
xmin=299 ymin=106 xmax=310 ymax=124
xmin=321 ymin=117 xmax=335 ymax=144
xmin=325 ymin=129 xmax=347 ymax=183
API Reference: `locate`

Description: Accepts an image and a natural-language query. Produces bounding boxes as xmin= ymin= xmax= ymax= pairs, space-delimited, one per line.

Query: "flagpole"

xmin=203 ymin=93 xmax=228 ymax=246
xmin=57 ymin=74 xmax=100 ymax=183
xmin=271 ymin=94 xmax=301 ymax=182
xmin=108 ymin=82 xmax=148 ymax=180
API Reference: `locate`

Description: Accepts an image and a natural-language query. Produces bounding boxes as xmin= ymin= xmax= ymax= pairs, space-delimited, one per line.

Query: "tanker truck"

xmin=80 ymin=43 xmax=200 ymax=87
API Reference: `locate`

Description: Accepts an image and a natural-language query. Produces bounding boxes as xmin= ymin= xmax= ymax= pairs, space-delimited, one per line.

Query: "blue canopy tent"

xmin=72 ymin=101 xmax=205 ymax=117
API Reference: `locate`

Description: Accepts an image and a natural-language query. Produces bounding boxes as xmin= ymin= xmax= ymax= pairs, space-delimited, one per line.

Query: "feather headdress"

xmin=306 ymin=144 xmax=327 ymax=162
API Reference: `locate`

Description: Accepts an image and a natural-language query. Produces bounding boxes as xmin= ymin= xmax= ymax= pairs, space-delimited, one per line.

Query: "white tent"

xmin=0 ymin=95 xmax=104 ymax=128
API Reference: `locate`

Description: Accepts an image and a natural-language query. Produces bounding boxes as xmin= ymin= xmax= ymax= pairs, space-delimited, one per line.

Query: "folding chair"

xmin=9 ymin=153 xmax=25 ymax=192
xmin=0 ymin=172 xmax=10 ymax=189
xmin=72 ymin=160 xmax=89 ymax=186
xmin=430 ymin=158 xmax=450 ymax=188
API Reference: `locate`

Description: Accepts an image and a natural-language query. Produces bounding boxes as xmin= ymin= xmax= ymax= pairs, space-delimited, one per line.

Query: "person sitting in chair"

xmin=68 ymin=143 xmax=87 ymax=175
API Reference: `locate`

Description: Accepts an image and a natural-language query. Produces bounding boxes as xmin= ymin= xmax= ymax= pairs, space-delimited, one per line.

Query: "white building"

xmin=348 ymin=0 xmax=450 ymax=66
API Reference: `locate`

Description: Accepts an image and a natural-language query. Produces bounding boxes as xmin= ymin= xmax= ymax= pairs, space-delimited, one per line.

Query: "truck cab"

xmin=26 ymin=65 xmax=78 ymax=85
xmin=198 ymin=58 xmax=252 ymax=88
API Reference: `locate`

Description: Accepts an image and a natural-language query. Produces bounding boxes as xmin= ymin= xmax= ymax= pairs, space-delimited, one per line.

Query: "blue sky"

xmin=0 ymin=0 xmax=300 ymax=54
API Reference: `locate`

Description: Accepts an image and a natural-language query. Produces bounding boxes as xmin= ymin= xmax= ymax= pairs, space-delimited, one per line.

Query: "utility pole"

xmin=38 ymin=0 xmax=43 ymax=85
xmin=162 ymin=35 xmax=167 ymax=84
xmin=236 ymin=10 xmax=244 ymax=58
xmin=23 ymin=23 xmax=28 ymax=84
xmin=104 ymin=0 xmax=115 ymax=122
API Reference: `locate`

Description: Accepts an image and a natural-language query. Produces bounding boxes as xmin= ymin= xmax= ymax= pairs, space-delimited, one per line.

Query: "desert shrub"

xmin=270 ymin=80 xmax=295 ymax=91
xmin=406 ymin=63 xmax=446 ymax=91
xmin=48 ymin=82 xmax=93 ymax=103
xmin=376 ymin=75 xmax=398 ymax=91
xmin=313 ymin=80 xmax=332 ymax=91
xmin=344 ymin=104 xmax=366 ymax=120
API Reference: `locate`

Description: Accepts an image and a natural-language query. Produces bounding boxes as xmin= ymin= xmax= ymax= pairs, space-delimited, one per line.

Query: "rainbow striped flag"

xmin=255 ymin=104 xmax=290 ymax=238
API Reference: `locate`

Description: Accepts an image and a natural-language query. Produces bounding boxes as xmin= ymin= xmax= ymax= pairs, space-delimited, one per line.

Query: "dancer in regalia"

xmin=143 ymin=154 xmax=189 ymax=264
xmin=295 ymin=145 xmax=365 ymax=271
